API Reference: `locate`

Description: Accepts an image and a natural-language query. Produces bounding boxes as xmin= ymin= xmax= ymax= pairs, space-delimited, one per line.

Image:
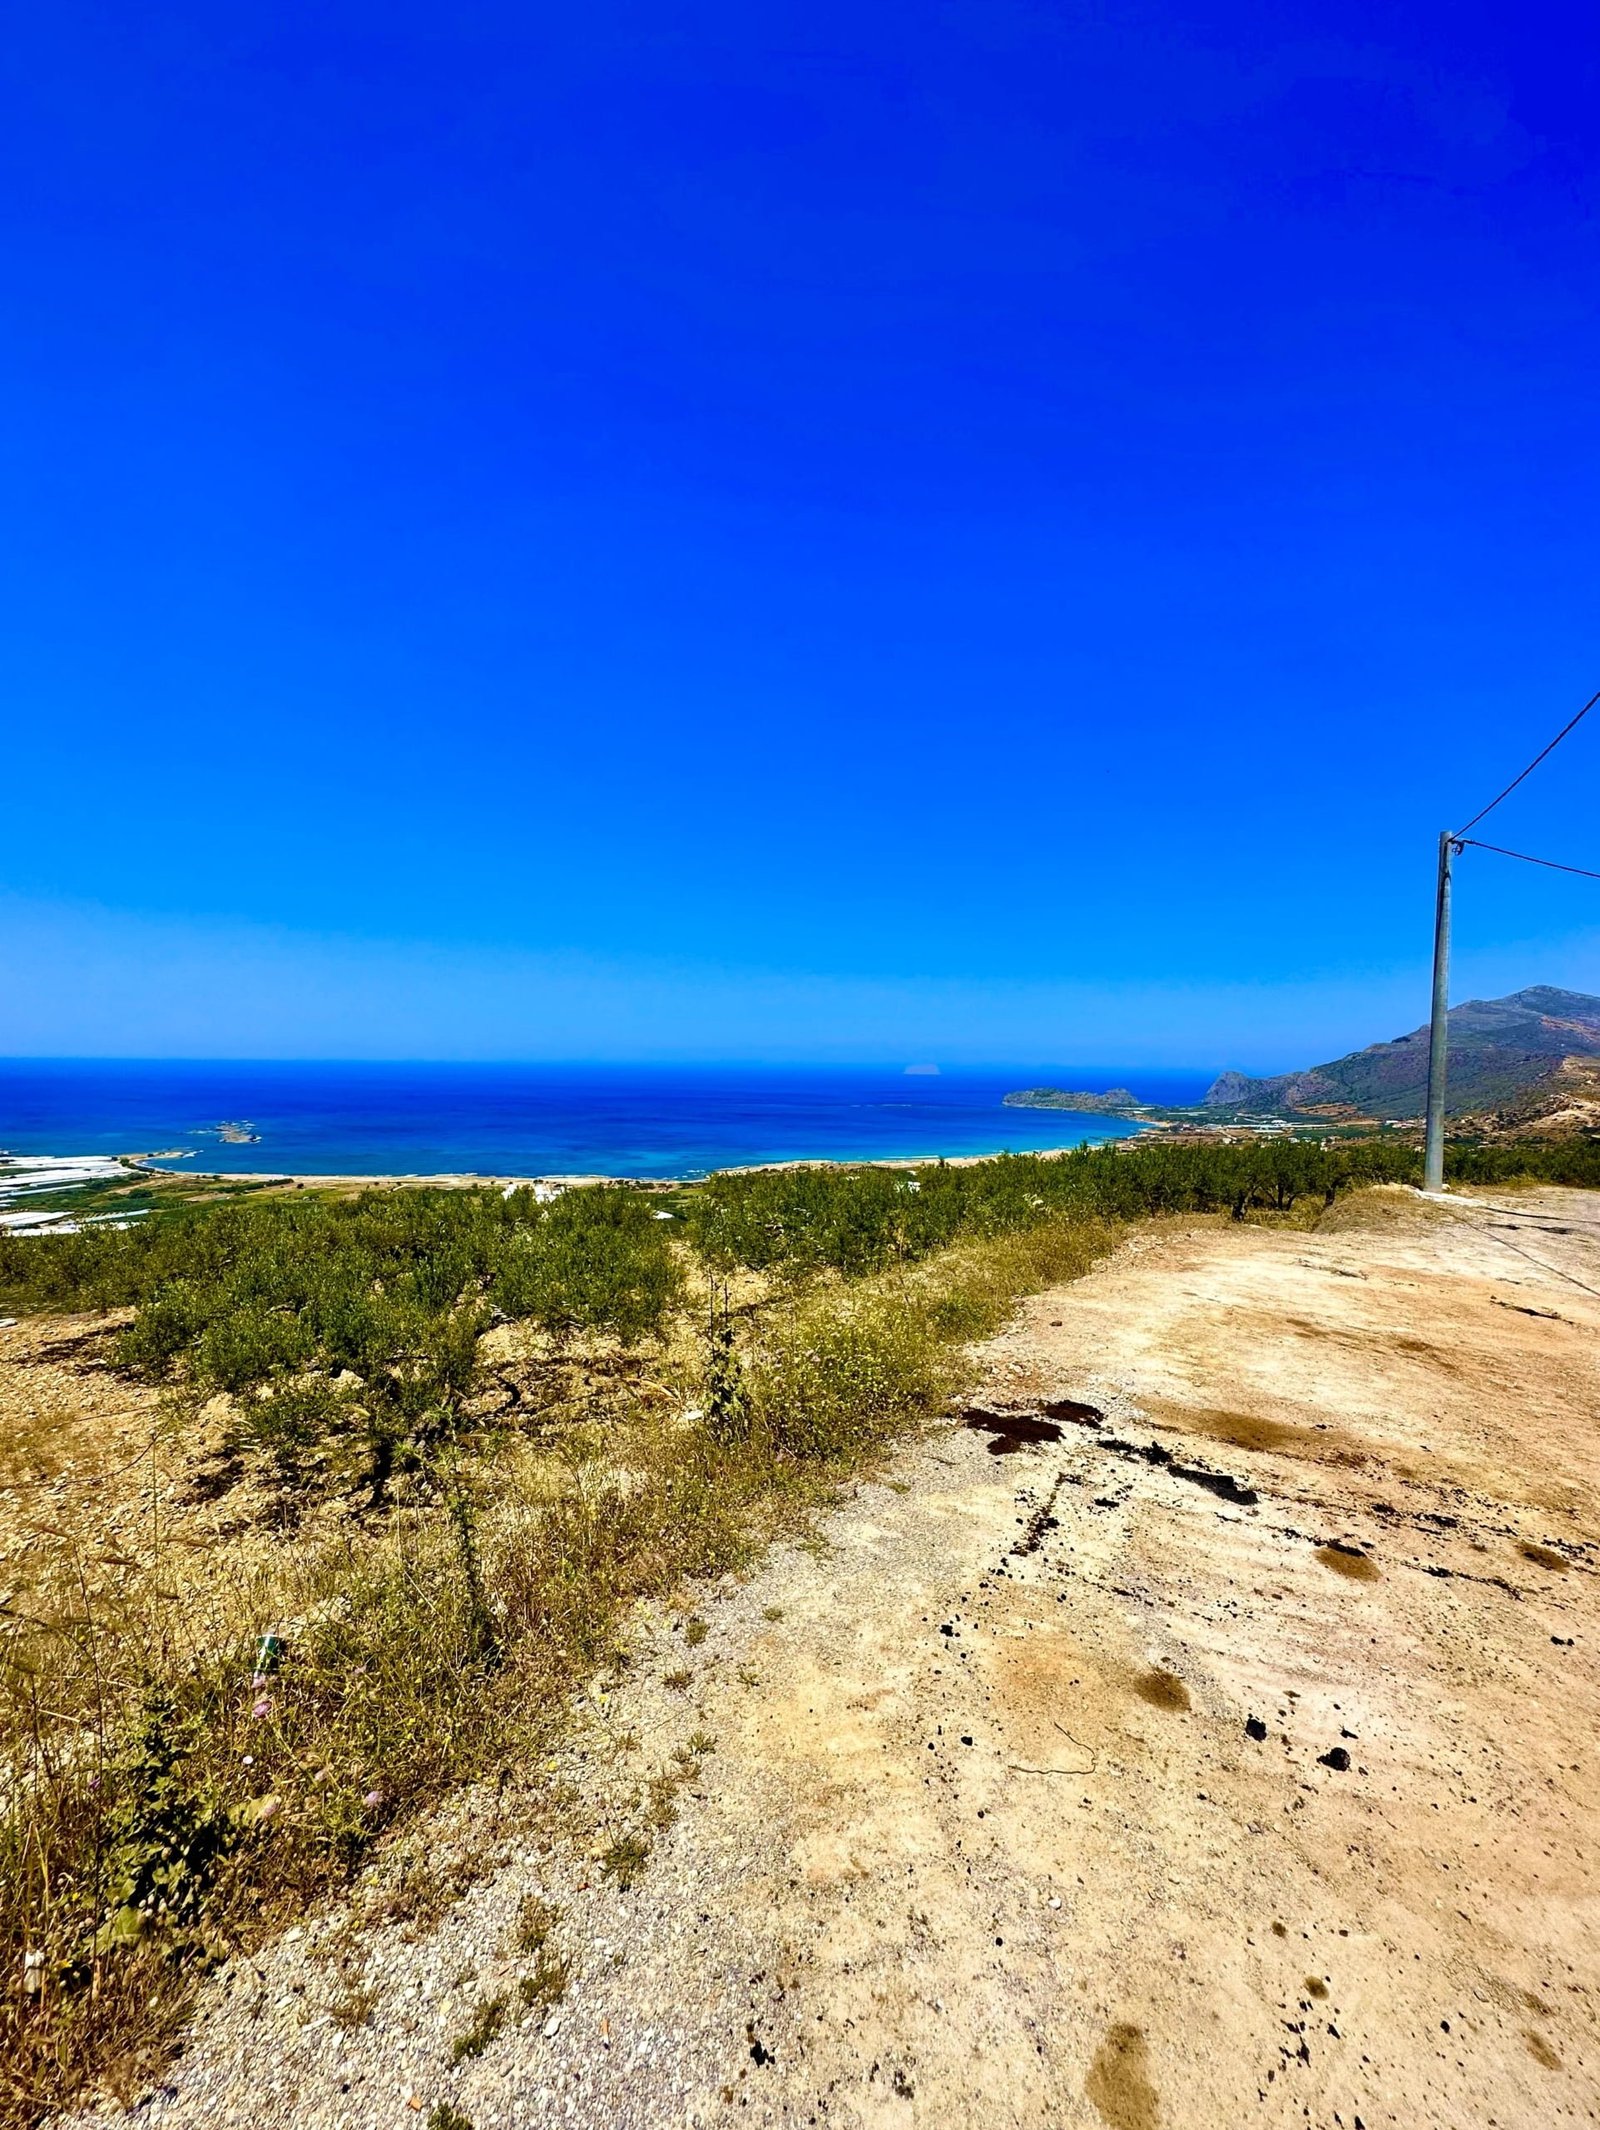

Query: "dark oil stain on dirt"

xmin=1043 ymin=1397 xmax=1106 ymax=1429
xmin=1013 ymin=1474 xmax=1066 ymax=1557
xmin=1394 ymin=1334 xmax=1467 ymax=1374
xmin=1085 ymin=2022 xmax=1159 ymax=2130
xmin=1520 ymin=1542 xmax=1570 ymax=1572
xmin=1154 ymin=1402 xmax=1369 ymax=1469
xmin=1524 ymin=2028 xmax=1563 ymax=2070
xmin=1132 ymin=1668 xmax=1190 ymax=1711
xmin=1173 ymin=1407 xmax=1303 ymax=1454
xmin=963 ymin=1409 xmax=1064 ymax=1456
xmin=1133 ymin=1439 xmax=1259 ymax=1504
xmin=1316 ymin=1543 xmax=1381 ymax=1581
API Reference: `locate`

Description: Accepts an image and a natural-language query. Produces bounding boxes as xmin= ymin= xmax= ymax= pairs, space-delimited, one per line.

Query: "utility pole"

xmin=1422 ymin=830 xmax=1455 ymax=1192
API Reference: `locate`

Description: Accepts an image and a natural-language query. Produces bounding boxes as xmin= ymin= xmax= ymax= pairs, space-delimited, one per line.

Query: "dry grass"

xmin=0 ymin=1211 xmax=1123 ymax=2124
xmin=1313 ymin=1183 xmax=1457 ymax=1235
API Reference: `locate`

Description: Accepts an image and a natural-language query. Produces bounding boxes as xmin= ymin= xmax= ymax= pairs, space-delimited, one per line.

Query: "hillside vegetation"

xmin=1206 ymin=984 xmax=1600 ymax=1123
xmin=2 ymin=1134 xmax=1598 ymax=2120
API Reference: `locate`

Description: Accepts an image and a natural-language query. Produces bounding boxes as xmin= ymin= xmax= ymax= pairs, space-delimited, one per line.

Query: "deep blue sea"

xmin=0 ymin=1062 xmax=1215 ymax=1181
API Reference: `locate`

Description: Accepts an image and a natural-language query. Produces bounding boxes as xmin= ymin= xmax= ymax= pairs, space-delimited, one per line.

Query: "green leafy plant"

xmin=514 ymin=1894 xmax=560 ymax=1955
xmin=703 ymin=1281 xmax=748 ymax=1443
xmin=96 ymin=1692 xmax=239 ymax=1958
xmin=450 ymin=1993 xmax=508 ymax=2062
xmin=599 ymin=1832 xmax=651 ymax=1889
xmin=518 ymin=1949 xmax=568 ymax=2013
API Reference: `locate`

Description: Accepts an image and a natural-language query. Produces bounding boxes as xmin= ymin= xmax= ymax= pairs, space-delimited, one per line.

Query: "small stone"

xmin=1318 ymin=1746 xmax=1351 ymax=1772
xmin=1246 ymin=1716 xmax=1268 ymax=1742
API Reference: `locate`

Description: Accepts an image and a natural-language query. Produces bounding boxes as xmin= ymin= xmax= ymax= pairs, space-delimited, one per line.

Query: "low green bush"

xmin=1444 ymin=1139 xmax=1600 ymax=1188
xmin=683 ymin=1137 xmax=1423 ymax=1278
xmin=683 ymin=1131 xmax=1600 ymax=1283
xmin=0 ymin=1185 xmax=682 ymax=1499
xmin=489 ymin=1186 xmax=682 ymax=1340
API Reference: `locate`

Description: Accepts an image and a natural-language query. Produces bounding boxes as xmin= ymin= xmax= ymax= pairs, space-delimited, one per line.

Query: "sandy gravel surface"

xmin=62 ymin=1187 xmax=1600 ymax=2129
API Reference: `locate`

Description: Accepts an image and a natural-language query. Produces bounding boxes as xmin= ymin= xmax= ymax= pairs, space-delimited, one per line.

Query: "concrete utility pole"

xmin=1422 ymin=831 xmax=1456 ymax=1192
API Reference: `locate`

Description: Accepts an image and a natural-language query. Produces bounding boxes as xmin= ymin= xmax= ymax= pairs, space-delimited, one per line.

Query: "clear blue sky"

xmin=3 ymin=0 xmax=1597 ymax=1065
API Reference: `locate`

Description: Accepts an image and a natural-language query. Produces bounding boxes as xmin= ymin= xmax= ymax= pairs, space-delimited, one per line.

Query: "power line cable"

xmin=1457 ymin=837 xmax=1600 ymax=881
xmin=1430 ymin=1200 xmax=1600 ymax=1303
xmin=1454 ymin=687 xmax=1599 ymax=836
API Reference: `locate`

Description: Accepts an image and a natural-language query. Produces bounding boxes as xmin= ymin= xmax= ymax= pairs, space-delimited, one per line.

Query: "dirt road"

xmin=102 ymin=1188 xmax=1599 ymax=2129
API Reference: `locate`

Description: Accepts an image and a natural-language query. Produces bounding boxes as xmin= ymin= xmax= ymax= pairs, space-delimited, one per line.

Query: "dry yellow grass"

xmin=0 ymin=1214 xmax=1123 ymax=2124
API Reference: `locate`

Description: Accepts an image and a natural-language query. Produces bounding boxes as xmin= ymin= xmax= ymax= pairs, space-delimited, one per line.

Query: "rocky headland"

xmin=1205 ymin=985 xmax=1600 ymax=1138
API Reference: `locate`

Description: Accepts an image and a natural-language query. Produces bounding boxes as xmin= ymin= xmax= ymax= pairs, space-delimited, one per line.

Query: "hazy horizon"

xmin=4 ymin=887 xmax=1598 ymax=1072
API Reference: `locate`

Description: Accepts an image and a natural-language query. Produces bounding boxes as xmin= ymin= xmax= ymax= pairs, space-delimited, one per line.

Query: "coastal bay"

xmin=0 ymin=1062 xmax=1205 ymax=1181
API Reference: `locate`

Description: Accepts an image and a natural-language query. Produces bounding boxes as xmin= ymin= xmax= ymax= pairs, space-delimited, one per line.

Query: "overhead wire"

xmin=1456 ymin=838 xmax=1600 ymax=881
xmin=1453 ymin=686 xmax=1599 ymax=837
xmin=1428 ymin=1199 xmax=1600 ymax=1303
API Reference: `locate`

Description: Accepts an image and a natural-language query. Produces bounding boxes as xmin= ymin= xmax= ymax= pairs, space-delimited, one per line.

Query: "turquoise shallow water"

xmin=0 ymin=1062 xmax=1215 ymax=1180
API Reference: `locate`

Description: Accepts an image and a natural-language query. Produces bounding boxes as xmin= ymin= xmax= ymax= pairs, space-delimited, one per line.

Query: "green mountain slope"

xmin=1206 ymin=986 xmax=1600 ymax=1120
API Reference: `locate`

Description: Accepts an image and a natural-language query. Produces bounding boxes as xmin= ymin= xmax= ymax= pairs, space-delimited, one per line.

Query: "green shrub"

xmin=683 ymin=1139 xmax=1426 ymax=1279
xmin=0 ymin=1185 xmax=681 ymax=1500
xmin=489 ymin=1186 xmax=682 ymax=1338
xmin=1444 ymin=1139 xmax=1600 ymax=1188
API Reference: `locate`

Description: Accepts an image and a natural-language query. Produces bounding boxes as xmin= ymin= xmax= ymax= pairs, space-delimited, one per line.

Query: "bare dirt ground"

xmin=57 ymin=1187 xmax=1600 ymax=2129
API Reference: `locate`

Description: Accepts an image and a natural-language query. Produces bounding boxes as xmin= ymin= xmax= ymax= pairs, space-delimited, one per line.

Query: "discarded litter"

xmin=251 ymin=1633 xmax=283 ymax=1689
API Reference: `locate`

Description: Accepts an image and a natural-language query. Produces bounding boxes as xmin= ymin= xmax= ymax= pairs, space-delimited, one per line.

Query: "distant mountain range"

xmin=1207 ymin=986 xmax=1600 ymax=1126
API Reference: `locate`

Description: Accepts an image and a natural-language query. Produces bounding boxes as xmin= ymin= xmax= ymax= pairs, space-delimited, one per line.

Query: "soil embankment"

xmin=64 ymin=1187 xmax=1599 ymax=2128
